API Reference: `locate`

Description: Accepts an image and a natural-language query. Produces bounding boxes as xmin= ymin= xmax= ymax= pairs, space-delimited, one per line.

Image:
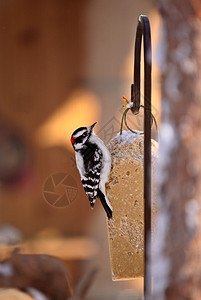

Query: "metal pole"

xmin=131 ymin=15 xmax=152 ymax=299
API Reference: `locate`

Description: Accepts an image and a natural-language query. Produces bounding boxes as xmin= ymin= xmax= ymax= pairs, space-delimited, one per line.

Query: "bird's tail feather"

xmin=97 ymin=189 xmax=112 ymax=219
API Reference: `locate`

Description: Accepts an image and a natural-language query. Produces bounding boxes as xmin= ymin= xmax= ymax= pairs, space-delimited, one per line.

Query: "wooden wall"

xmin=0 ymin=0 xmax=92 ymax=237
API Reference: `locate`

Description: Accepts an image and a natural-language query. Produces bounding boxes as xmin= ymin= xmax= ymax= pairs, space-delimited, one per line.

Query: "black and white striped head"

xmin=71 ymin=122 xmax=97 ymax=151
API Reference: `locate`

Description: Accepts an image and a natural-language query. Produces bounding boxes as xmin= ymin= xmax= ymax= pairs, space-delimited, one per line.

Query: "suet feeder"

xmin=107 ymin=132 xmax=158 ymax=280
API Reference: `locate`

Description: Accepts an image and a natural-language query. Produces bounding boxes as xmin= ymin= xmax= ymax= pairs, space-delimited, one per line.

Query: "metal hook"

xmin=132 ymin=15 xmax=152 ymax=299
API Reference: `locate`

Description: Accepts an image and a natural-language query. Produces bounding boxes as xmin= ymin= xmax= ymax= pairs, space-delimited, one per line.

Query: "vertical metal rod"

xmin=132 ymin=15 xmax=152 ymax=299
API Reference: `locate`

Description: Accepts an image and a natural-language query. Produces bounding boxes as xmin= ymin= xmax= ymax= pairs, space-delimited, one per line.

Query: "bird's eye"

xmin=83 ymin=132 xmax=87 ymax=137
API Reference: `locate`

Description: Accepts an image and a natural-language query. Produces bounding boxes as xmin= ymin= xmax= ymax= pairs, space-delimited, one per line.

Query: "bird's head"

xmin=71 ymin=122 xmax=97 ymax=151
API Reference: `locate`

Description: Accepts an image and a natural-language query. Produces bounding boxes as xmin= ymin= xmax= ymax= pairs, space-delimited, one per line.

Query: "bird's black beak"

xmin=87 ymin=122 xmax=97 ymax=133
xmin=90 ymin=122 xmax=97 ymax=130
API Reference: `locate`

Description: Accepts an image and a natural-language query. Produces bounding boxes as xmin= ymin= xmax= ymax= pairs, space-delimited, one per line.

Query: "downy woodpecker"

xmin=71 ymin=122 xmax=113 ymax=219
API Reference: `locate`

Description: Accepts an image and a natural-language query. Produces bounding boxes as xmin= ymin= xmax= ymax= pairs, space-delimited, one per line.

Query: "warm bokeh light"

xmin=35 ymin=89 xmax=101 ymax=150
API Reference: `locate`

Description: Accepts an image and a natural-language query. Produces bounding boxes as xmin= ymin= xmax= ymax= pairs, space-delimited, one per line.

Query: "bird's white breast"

xmin=75 ymin=151 xmax=85 ymax=179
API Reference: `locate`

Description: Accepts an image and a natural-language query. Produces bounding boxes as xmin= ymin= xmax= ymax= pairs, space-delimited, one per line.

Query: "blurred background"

xmin=0 ymin=0 xmax=161 ymax=299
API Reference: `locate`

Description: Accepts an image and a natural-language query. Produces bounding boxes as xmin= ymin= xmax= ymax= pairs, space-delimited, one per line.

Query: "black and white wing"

xmin=79 ymin=143 xmax=102 ymax=208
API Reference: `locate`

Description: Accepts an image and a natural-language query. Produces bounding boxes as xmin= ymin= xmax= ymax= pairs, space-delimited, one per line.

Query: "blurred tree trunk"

xmin=152 ymin=0 xmax=201 ymax=299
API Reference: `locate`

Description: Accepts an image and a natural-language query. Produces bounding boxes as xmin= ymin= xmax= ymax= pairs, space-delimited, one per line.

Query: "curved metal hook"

xmin=132 ymin=15 xmax=152 ymax=298
xmin=131 ymin=15 xmax=151 ymax=114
